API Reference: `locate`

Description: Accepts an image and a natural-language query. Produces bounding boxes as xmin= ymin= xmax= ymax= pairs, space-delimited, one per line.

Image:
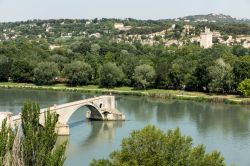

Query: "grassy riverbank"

xmin=0 ymin=82 xmax=250 ymax=105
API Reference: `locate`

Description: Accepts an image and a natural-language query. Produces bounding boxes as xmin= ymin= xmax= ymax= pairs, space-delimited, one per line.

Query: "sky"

xmin=0 ymin=0 xmax=250 ymax=22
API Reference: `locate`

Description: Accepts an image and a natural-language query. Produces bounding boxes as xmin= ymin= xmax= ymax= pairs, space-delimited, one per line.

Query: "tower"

xmin=200 ymin=27 xmax=213 ymax=49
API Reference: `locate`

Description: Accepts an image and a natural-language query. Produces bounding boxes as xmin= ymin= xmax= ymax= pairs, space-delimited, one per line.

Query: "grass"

xmin=0 ymin=82 xmax=250 ymax=105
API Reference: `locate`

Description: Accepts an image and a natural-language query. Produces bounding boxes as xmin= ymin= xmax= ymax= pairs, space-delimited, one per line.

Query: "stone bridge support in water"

xmin=0 ymin=95 xmax=125 ymax=136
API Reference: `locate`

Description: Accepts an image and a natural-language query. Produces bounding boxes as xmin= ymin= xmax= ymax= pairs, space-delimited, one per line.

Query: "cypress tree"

xmin=0 ymin=119 xmax=16 ymax=166
xmin=21 ymin=101 xmax=67 ymax=166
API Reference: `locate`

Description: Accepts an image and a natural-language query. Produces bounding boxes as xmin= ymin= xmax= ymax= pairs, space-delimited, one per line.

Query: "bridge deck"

xmin=11 ymin=95 xmax=111 ymax=122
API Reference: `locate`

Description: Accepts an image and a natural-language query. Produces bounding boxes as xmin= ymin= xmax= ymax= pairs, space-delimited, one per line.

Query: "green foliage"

xmin=85 ymin=52 xmax=100 ymax=80
xmin=21 ymin=101 xmax=67 ymax=166
xmin=11 ymin=59 xmax=33 ymax=83
xmin=0 ymin=19 xmax=250 ymax=95
xmin=49 ymin=54 xmax=69 ymax=71
xmin=237 ymin=79 xmax=250 ymax=97
xmin=63 ymin=61 xmax=93 ymax=86
xmin=90 ymin=125 xmax=225 ymax=166
xmin=0 ymin=119 xmax=16 ymax=166
xmin=133 ymin=64 xmax=155 ymax=89
xmin=34 ymin=62 xmax=59 ymax=85
xmin=208 ymin=58 xmax=233 ymax=93
xmin=0 ymin=55 xmax=11 ymax=82
xmin=99 ymin=63 xmax=124 ymax=88
xmin=233 ymin=57 xmax=250 ymax=85
xmin=232 ymin=45 xmax=249 ymax=56
xmin=90 ymin=159 xmax=112 ymax=166
xmin=121 ymin=55 xmax=139 ymax=85
xmin=168 ymin=63 xmax=185 ymax=89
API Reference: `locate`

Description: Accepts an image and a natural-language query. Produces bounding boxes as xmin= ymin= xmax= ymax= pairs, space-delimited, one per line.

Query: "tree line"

xmin=0 ymin=37 xmax=250 ymax=95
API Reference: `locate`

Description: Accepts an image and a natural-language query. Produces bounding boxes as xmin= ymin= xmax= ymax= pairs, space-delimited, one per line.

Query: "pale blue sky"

xmin=0 ymin=0 xmax=249 ymax=22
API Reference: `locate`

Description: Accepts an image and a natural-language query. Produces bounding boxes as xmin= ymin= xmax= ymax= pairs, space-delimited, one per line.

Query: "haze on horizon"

xmin=0 ymin=0 xmax=249 ymax=22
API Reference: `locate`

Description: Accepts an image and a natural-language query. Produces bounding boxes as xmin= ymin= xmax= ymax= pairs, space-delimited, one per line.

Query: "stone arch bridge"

xmin=0 ymin=95 xmax=125 ymax=135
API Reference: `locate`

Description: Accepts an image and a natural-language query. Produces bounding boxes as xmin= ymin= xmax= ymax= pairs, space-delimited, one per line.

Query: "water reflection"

xmin=118 ymin=95 xmax=250 ymax=138
xmin=1 ymin=89 xmax=250 ymax=166
xmin=0 ymin=88 xmax=92 ymax=114
xmin=83 ymin=121 xmax=124 ymax=147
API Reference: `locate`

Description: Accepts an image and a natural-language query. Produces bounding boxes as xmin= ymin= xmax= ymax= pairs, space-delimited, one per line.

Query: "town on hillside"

xmin=0 ymin=14 xmax=250 ymax=50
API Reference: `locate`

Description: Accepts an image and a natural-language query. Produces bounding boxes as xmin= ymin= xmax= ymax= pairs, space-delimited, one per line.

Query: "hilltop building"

xmin=200 ymin=27 xmax=213 ymax=49
xmin=114 ymin=23 xmax=132 ymax=31
xmin=114 ymin=23 xmax=124 ymax=29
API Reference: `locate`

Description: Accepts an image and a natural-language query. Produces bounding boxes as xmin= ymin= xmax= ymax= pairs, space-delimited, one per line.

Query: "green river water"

xmin=0 ymin=88 xmax=250 ymax=166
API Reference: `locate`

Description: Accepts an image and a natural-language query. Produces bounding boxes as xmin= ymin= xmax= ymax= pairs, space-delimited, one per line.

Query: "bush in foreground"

xmin=91 ymin=125 xmax=225 ymax=166
xmin=0 ymin=101 xmax=67 ymax=166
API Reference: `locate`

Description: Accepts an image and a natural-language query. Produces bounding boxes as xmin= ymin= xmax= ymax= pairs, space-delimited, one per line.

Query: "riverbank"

xmin=0 ymin=82 xmax=250 ymax=105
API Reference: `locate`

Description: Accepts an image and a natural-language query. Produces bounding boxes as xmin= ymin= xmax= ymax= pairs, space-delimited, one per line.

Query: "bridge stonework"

xmin=0 ymin=95 xmax=125 ymax=136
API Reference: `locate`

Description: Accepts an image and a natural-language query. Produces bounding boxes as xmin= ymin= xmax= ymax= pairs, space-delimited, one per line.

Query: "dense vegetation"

xmin=0 ymin=37 xmax=250 ymax=95
xmin=0 ymin=17 xmax=250 ymax=95
xmin=90 ymin=125 xmax=226 ymax=166
xmin=0 ymin=101 xmax=67 ymax=166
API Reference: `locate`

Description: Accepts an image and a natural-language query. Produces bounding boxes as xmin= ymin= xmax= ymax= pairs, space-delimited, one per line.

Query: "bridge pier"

xmin=55 ymin=123 xmax=70 ymax=136
xmin=86 ymin=109 xmax=125 ymax=121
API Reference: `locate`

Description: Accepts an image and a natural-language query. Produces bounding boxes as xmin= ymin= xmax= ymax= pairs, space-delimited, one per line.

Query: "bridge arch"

xmin=55 ymin=102 xmax=104 ymax=125
xmin=2 ymin=95 xmax=125 ymax=136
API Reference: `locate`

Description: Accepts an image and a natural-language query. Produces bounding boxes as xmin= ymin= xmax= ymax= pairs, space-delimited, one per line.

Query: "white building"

xmin=114 ymin=23 xmax=124 ymax=29
xmin=114 ymin=23 xmax=132 ymax=31
xmin=200 ymin=27 xmax=213 ymax=49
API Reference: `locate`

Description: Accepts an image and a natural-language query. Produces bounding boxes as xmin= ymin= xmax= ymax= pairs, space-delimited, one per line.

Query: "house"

xmin=114 ymin=23 xmax=124 ymax=29
xmin=114 ymin=23 xmax=132 ymax=31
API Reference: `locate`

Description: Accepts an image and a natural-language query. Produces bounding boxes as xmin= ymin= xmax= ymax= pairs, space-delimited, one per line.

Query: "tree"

xmin=168 ymin=63 xmax=185 ymax=89
xmin=233 ymin=57 xmax=250 ymax=86
xmin=104 ymin=52 xmax=113 ymax=63
xmin=232 ymin=45 xmax=248 ymax=56
xmin=133 ymin=64 xmax=155 ymax=89
xmin=11 ymin=59 xmax=33 ymax=83
xmin=63 ymin=61 xmax=93 ymax=86
xmin=85 ymin=52 xmax=100 ymax=81
xmin=90 ymin=125 xmax=225 ymax=166
xmin=34 ymin=62 xmax=59 ymax=85
xmin=99 ymin=63 xmax=124 ymax=88
xmin=0 ymin=119 xmax=16 ymax=166
xmin=49 ymin=54 xmax=69 ymax=71
xmin=237 ymin=79 xmax=250 ymax=97
xmin=208 ymin=58 xmax=233 ymax=93
xmin=187 ymin=57 xmax=213 ymax=92
xmin=21 ymin=101 xmax=67 ymax=166
xmin=0 ymin=55 xmax=11 ymax=82
xmin=121 ymin=55 xmax=139 ymax=85
xmin=0 ymin=101 xmax=67 ymax=166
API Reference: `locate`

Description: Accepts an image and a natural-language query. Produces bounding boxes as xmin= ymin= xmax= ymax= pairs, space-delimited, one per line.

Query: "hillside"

xmin=179 ymin=13 xmax=250 ymax=24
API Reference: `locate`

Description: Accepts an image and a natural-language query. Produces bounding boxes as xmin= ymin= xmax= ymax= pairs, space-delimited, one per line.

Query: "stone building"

xmin=200 ymin=27 xmax=213 ymax=49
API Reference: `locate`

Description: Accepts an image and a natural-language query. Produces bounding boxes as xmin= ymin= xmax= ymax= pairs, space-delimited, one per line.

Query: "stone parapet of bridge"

xmin=0 ymin=95 xmax=125 ymax=135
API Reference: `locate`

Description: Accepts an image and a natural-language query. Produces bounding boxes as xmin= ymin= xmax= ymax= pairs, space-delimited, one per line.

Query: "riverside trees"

xmin=63 ymin=61 xmax=93 ymax=86
xmin=0 ymin=36 xmax=250 ymax=94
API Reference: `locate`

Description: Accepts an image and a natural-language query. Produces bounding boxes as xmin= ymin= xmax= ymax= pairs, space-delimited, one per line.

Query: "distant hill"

xmin=178 ymin=13 xmax=250 ymax=24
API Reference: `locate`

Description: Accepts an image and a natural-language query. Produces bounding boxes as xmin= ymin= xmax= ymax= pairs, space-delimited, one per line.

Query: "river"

xmin=0 ymin=88 xmax=250 ymax=166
